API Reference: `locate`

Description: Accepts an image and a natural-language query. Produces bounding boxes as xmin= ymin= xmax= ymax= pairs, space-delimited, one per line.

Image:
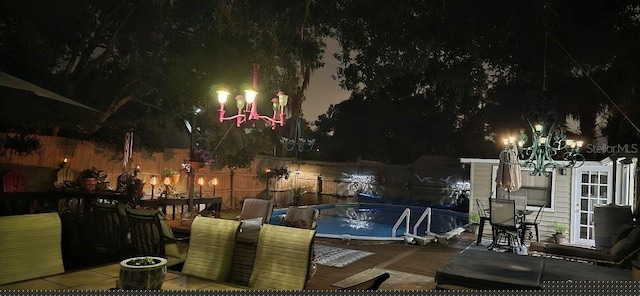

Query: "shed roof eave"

xmin=459 ymin=158 xmax=500 ymax=164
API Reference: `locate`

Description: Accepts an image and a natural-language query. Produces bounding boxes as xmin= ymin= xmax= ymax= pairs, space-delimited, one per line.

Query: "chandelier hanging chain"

xmin=547 ymin=33 xmax=640 ymax=134
xmin=501 ymin=32 xmax=585 ymax=176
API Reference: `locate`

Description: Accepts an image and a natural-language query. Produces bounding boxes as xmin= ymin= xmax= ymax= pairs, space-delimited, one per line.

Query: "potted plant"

xmin=552 ymin=221 xmax=568 ymax=244
xmin=161 ymin=167 xmax=180 ymax=185
xmin=1 ymin=133 xmax=41 ymax=156
xmin=468 ymin=212 xmax=480 ymax=234
xmin=119 ymin=256 xmax=167 ymax=290
xmin=77 ymin=167 xmax=106 ymax=192
xmin=292 ymin=186 xmax=307 ymax=206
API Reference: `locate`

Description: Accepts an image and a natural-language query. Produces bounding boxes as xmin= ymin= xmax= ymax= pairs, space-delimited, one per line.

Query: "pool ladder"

xmin=391 ymin=207 xmax=433 ymax=242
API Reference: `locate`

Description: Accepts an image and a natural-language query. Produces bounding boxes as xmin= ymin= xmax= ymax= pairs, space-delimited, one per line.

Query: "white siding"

xmin=468 ymin=160 xmax=574 ymax=243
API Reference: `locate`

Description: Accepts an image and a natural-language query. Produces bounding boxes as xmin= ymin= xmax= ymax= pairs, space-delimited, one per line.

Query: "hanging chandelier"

xmin=213 ymin=63 xmax=288 ymax=129
xmin=502 ymin=102 xmax=585 ymax=176
xmin=280 ymin=115 xmax=316 ymax=152
xmin=500 ymin=33 xmax=585 ymax=177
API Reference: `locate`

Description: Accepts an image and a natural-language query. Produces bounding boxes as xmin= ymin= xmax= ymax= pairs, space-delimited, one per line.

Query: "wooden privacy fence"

xmin=1 ymin=134 xmax=468 ymax=209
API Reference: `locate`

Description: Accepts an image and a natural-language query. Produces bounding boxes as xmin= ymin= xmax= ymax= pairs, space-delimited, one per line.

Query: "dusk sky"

xmin=302 ymin=38 xmax=351 ymax=122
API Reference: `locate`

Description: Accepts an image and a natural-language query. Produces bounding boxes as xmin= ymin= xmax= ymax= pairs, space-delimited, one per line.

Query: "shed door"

xmin=571 ymin=166 xmax=613 ymax=246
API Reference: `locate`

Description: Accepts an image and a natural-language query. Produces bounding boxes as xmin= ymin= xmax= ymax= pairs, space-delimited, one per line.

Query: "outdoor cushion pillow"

xmin=608 ymin=238 xmax=635 ymax=262
xmin=545 ymin=244 xmax=610 ymax=261
xmin=611 ymin=224 xmax=635 ymax=246
xmin=626 ymin=226 xmax=640 ymax=242
xmin=241 ymin=217 xmax=263 ymax=231
xmin=609 ymin=227 xmax=640 ymax=262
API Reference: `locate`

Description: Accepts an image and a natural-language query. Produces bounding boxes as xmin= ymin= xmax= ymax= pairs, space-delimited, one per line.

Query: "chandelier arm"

xmin=254 ymin=114 xmax=283 ymax=129
xmin=219 ymin=113 xmax=247 ymax=127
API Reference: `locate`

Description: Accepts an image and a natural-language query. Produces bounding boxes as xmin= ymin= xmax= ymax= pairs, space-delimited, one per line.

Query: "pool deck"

xmin=305 ymin=232 xmax=475 ymax=290
xmin=220 ymin=208 xmax=473 ymax=290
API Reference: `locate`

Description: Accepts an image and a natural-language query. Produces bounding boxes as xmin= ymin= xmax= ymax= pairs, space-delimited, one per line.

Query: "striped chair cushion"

xmin=0 ymin=213 xmax=65 ymax=285
xmin=249 ymin=224 xmax=315 ymax=290
xmin=181 ymin=217 xmax=240 ymax=281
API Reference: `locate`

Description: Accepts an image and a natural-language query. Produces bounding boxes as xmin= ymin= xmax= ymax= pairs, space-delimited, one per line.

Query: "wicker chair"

xmin=248 ymin=224 xmax=315 ymax=290
xmin=181 ymin=217 xmax=241 ymax=282
xmin=0 ymin=213 xmax=65 ymax=285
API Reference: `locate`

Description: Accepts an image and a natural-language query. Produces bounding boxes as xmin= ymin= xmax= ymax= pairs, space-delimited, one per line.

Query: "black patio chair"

xmin=476 ymin=199 xmax=491 ymax=245
xmin=524 ymin=204 xmax=545 ymax=242
xmin=490 ymin=199 xmax=522 ymax=252
xmin=92 ymin=203 xmax=132 ymax=263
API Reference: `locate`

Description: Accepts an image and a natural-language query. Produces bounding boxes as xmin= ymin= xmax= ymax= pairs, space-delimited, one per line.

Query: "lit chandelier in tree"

xmin=213 ymin=64 xmax=288 ymax=129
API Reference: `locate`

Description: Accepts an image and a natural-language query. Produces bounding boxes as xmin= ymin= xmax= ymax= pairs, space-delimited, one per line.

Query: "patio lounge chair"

xmin=182 ymin=217 xmax=241 ymax=282
xmin=531 ymin=224 xmax=640 ymax=267
xmin=436 ymin=248 xmax=631 ymax=289
xmin=248 ymin=224 xmax=316 ymax=290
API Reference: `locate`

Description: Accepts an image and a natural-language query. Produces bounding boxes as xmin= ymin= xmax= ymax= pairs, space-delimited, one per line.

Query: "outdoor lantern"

xmin=208 ymin=177 xmax=218 ymax=197
xmin=197 ymin=177 xmax=205 ymax=198
xmin=162 ymin=176 xmax=171 ymax=198
xmin=149 ymin=176 xmax=158 ymax=199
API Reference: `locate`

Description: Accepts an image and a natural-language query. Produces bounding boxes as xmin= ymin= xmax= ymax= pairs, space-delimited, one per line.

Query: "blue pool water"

xmin=270 ymin=203 xmax=468 ymax=240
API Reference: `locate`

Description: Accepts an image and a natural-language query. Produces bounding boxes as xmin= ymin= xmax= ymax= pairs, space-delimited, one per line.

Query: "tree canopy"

xmin=0 ymin=0 xmax=326 ymax=168
xmin=1 ymin=0 xmax=639 ymax=166
xmin=311 ymin=0 xmax=640 ymax=162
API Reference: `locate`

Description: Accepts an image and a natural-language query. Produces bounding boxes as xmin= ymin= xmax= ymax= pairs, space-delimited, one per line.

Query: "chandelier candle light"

xmin=502 ymin=107 xmax=585 ymax=176
xmin=214 ymin=64 xmax=288 ymax=129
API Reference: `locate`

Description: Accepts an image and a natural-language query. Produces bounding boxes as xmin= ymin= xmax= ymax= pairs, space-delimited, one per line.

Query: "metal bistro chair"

xmin=91 ymin=203 xmax=132 ymax=263
xmin=125 ymin=208 xmax=188 ymax=269
xmin=475 ymin=199 xmax=492 ymax=245
xmin=489 ymin=199 xmax=522 ymax=252
xmin=524 ymin=204 xmax=545 ymax=242
xmin=510 ymin=195 xmax=528 ymax=242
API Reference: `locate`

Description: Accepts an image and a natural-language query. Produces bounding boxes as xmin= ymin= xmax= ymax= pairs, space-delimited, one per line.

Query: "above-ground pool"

xmin=270 ymin=203 xmax=468 ymax=241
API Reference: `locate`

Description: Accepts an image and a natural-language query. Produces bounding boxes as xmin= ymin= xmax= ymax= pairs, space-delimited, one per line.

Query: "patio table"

xmin=0 ymin=263 xmax=246 ymax=290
